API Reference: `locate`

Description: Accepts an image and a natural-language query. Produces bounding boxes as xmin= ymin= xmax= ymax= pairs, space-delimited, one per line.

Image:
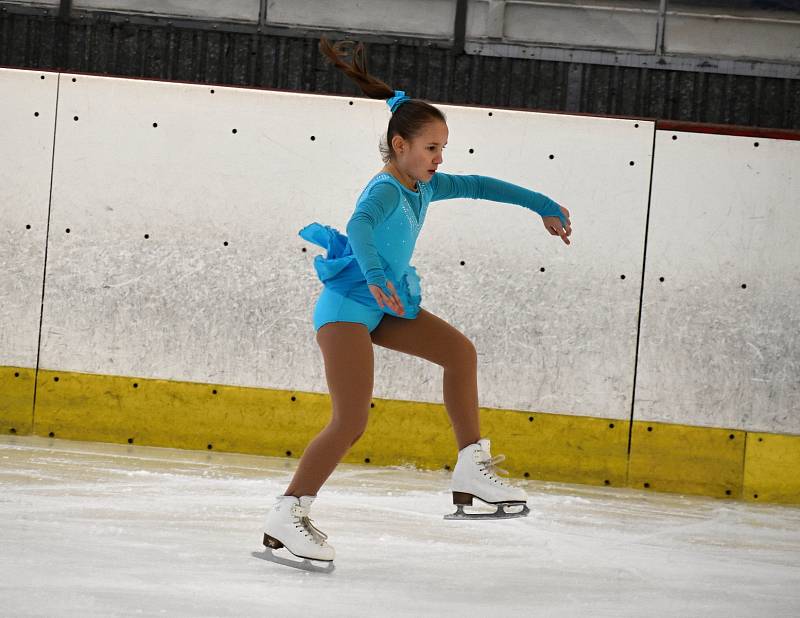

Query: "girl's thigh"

xmin=315 ymin=321 xmax=375 ymax=416
xmin=369 ymin=308 xmax=476 ymax=368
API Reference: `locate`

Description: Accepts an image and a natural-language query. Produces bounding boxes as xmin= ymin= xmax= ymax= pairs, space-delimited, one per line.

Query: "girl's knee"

xmin=464 ymin=338 xmax=478 ymax=364
xmin=446 ymin=337 xmax=477 ymax=371
xmin=330 ymin=414 xmax=369 ymax=445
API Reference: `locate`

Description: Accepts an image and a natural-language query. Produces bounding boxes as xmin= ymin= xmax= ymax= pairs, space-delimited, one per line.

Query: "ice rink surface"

xmin=1 ymin=436 xmax=799 ymax=618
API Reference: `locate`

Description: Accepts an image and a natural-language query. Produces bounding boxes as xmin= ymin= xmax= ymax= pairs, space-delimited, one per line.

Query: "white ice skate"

xmin=446 ymin=438 xmax=530 ymax=520
xmin=252 ymin=495 xmax=335 ymax=573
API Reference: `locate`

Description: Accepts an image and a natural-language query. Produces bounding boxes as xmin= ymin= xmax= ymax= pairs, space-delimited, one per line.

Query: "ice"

xmin=1 ymin=435 xmax=799 ymax=617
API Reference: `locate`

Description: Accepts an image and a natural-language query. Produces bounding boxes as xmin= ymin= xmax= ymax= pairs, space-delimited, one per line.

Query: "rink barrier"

xmin=627 ymin=422 xmax=746 ymax=499
xmin=1 ymin=68 xmax=798 ymax=506
xmin=4 ymin=365 xmax=798 ymax=505
xmin=1 ymin=366 xmax=35 ymax=435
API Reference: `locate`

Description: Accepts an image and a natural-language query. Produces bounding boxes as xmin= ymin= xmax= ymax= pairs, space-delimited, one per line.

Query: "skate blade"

xmin=444 ymin=502 xmax=530 ymax=520
xmin=252 ymin=533 xmax=335 ymax=573
xmin=251 ymin=549 xmax=335 ymax=574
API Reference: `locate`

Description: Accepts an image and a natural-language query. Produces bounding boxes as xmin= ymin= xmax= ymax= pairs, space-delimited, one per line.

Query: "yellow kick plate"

xmin=31 ymin=368 xmax=629 ymax=486
xmin=628 ymin=420 xmax=745 ymax=499
xmin=33 ymin=369 xmax=330 ymax=456
xmin=347 ymin=401 xmax=630 ymax=488
xmin=0 ymin=366 xmax=35 ymax=435
xmin=743 ymin=432 xmax=800 ymax=504
xmin=480 ymin=409 xmax=629 ymax=487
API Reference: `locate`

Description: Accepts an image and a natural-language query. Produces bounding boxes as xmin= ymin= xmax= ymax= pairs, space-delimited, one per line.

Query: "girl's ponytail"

xmin=319 ymin=36 xmax=394 ymax=100
xmin=320 ymin=36 xmax=446 ymax=163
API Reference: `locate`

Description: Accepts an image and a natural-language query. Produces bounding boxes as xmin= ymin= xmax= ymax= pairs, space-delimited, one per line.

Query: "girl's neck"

xmin=382 ymin=161 xmax=418 ymax=192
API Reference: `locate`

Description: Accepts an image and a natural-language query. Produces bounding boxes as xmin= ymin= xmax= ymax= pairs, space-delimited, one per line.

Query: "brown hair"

xmin=319 ymin=36 xmax=446 ymax=163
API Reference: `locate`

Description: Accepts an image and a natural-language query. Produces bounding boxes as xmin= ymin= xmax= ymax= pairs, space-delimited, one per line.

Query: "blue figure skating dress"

xmin=299 ymin=171 xmax=566 ymax=333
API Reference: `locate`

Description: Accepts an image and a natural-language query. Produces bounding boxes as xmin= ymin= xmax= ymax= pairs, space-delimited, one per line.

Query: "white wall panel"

xmin=0 ymin=68 xmax=58 ymax=368
xmin=637 ymin=130 xmax=800 ymax=433
xmin=44 ymin=74 xmax=385 ymax=393
xmin=417 ymin=107 xmax=653 ymax=419
xmin=42 ymin=72 xmax=653 ymax=422
xmin=12 ymin=68 xmax=798 ymax=434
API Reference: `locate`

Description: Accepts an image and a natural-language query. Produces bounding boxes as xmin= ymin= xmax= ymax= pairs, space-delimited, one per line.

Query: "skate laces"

xmin=478 ymin=453 xmax=509 ymax=479
xmin=292 ymin=504 xmax=328 ymax=545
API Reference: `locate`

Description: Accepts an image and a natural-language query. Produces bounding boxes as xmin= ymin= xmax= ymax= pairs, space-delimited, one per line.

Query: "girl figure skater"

xmin=262 ymin=37 xmax=572 ymax=567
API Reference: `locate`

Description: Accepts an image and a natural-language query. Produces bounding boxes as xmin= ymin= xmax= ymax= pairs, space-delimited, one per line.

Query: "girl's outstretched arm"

xmin=430 ymin=171 xmax=570 ymax=234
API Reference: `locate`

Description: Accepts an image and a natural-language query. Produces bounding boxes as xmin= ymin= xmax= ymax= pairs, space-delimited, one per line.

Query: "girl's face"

xmin=393 ymin=120 xmax=448 ymax=183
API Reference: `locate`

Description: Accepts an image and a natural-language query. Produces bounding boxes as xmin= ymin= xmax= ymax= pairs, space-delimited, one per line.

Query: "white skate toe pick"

xmin=254 ymin=495 xmax=335 ymax=573
xmin=446 ymin=438 xmax=530 ymax=520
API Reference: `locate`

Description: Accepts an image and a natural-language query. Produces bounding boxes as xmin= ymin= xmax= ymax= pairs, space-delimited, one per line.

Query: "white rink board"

xmin=42 ymin=72 xmax=653 ymax=421
xmin=44 ymin=74 xmax=382 ymax=389
xmin=0 ymin=68 xmax=58 ymax=368
xmin=636 ymin=130 xmax=800 ymax=434
xmin=416 ymin=106 xmax=652 ymax=418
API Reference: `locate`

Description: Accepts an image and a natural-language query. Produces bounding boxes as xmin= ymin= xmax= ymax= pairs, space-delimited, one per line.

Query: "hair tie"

xmin=387 ymin=90 xmax=411 ymax=113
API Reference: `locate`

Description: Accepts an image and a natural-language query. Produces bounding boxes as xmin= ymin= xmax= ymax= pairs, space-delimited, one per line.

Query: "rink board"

xmin=0 ymin=68 xmax=58 ymax=427
xmin=0 ymin=367 xmax=36 ymax=435
xmin=38 ymin=71 xmax=650 ymax=423
xmin=415 ymin=105 xmax=652 ymax=421
xmin=628 ymin=421 xmax=746 ymax=499
xmin=1 ymin=68 xmax=799 ymax=504
xmin=743 ymin=432 xmax=800 ymax=504
xmin=40 ymin=73 xmax=363 ymax=392
xmin=0 ymin=69 xmax=56 ymax=370
xmin=636 ymin=130 xmax=800 ymax=434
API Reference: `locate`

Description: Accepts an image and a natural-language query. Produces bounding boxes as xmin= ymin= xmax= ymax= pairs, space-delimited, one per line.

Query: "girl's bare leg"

xmin=369 ymin=308 xmax=481 ymax=449
xmin=284 ymin=322 xmax=374 ymax=497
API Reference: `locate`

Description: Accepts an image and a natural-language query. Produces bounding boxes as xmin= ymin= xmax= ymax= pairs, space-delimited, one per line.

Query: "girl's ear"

xmin=391 ymin=134 xmax=405 ymax=155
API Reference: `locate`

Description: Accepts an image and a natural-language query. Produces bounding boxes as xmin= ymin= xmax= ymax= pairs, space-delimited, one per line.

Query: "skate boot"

xmin=255 ymin=495 xmax=335 ymax=573
xmin=446 ymin=438 xmax=530 ymax=520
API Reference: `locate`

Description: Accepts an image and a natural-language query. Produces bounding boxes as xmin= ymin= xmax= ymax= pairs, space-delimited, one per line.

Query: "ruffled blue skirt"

xmin=298 ymin=222 xmax=421 ymax=321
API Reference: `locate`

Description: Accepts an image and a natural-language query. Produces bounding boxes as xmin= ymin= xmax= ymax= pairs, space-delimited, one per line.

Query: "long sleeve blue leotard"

xmin=299 ymin=171 xmax=565 ymax=320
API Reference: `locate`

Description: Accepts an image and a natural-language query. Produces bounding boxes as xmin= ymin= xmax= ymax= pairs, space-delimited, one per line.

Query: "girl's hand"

xmin=369 ymin=280 xmax=405 ymax=316
xmin=542 ymin=205 xmax=572 ymax=245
